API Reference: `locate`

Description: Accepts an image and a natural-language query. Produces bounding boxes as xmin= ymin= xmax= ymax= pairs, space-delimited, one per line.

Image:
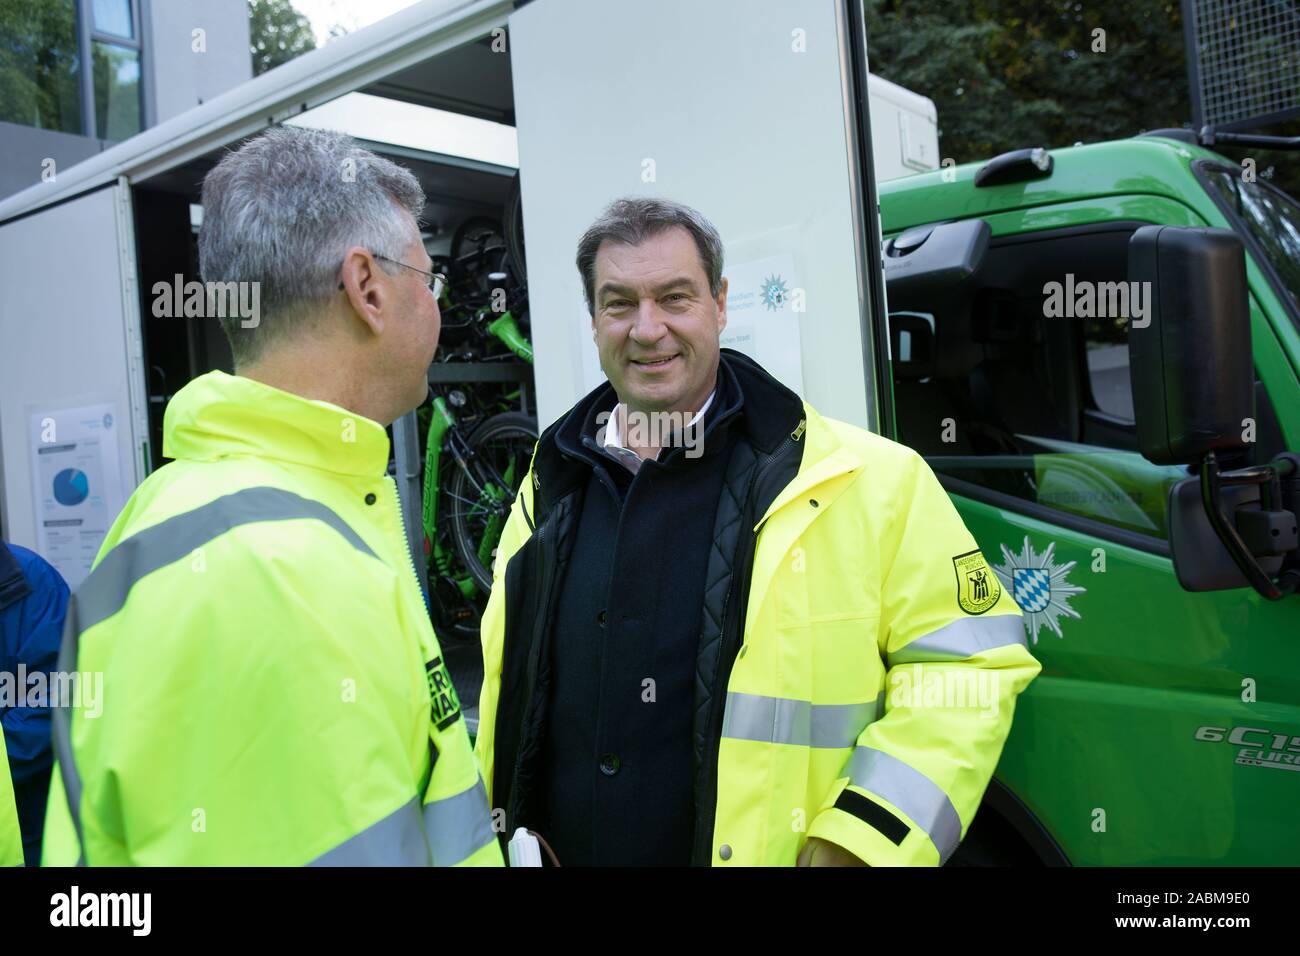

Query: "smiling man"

xmin=475 ymin=197 xmax=1040 ymax=867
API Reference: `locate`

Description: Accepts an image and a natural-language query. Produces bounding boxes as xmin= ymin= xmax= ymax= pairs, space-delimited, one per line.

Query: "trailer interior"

xmin=131 ymin=32 xmax=523 ymax=467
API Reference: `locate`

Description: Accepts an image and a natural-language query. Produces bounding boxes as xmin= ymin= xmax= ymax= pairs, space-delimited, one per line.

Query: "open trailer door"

xmin=0 ymin=181 xmax=148 ymax=590
xmin=508 ymin=0 xmax=891 ymax=433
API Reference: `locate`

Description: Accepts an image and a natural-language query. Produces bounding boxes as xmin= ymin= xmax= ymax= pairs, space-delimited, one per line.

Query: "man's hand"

xmin=796 ymin=836 xmax=868 ymax=867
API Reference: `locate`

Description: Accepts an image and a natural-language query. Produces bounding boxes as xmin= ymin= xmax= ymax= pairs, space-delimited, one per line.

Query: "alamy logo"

xmin=50 ymin=886 xmax=151 ymax=936
xmin=1042 ymin=274 xmax=1150 ymax=327
xmin=595 ymin=408 xmax=704 ymax=459
xmin=152 ymin=274 xmax=260 ymax=328
xmin=0 ymin=666 xmax=102 ymax=717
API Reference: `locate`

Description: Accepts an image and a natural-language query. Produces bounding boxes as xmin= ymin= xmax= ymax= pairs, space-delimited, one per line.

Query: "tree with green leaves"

xmin=865 ymin=0 xmax=1297 ymax=198
xmin=864 ymin=0 xmax=1190 ymax=162
xmin=249 ymin=0 xmax=316 ymax=76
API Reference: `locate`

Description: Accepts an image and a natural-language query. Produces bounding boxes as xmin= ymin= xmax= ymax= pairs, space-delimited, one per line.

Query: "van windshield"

xmin=1200 ymin=165 xmax=1300 ymax=322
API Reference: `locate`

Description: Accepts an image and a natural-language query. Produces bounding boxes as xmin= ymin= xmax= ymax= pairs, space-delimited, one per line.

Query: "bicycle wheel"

xmin=503 ymin=171 xmax=526 ymax=282
xmin=451 ymin=216 xmax=505 ymax=264
xmin=446 ymin=411 xmax=538 ymax=594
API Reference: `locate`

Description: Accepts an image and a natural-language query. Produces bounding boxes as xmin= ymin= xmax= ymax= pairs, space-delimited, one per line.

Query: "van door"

xmin=507 ymin=0 xmax=889 ymax=432
xmin=0 ymin=181 xmax=148 ymax=590
xmin=882 ymin=195 xmax=1300 ymax=865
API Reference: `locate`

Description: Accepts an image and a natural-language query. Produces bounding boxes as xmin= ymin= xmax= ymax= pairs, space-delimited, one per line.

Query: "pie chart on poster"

xmin=53 ymin=468 xmax=89 ymax=506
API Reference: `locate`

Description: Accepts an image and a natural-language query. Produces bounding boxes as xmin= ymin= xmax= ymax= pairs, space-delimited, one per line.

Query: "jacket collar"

xmin=162 ymin=370 xmax=391 ymax=478
xmin=555 ymin=349 xmax=744 ymax=474
xmin=756 ymin=403 xmax=863 ymax=530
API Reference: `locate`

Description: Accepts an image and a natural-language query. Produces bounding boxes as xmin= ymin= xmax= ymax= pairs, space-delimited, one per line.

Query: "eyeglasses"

xmin=375 ymin=254 xmax=446 ymax=299
xmin=337 ymin=254 xmax=446 ymax=299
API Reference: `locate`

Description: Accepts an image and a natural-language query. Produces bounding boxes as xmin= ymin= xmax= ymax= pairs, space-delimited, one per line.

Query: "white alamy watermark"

xmin=887 ymin=664 xmax=1001 ymax=718
xmin=50 ymin=887 xmax=151 ymax=936
xmin=596 ymin=408 xmax=705 ymax=459
xmin=152 ymin=274 xmax=260 ymax=328
xmin=1042 ymin=274 xmax=1150 ymax=328
xmin=0 ymin=666 xmax=103 ymax=718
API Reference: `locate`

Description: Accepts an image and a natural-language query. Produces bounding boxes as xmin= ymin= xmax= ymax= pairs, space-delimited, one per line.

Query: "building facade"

xmin=0 ymin=0 xmax=251 ymax=200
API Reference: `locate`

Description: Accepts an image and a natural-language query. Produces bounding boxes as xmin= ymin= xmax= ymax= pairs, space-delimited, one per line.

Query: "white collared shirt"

xmin=599 ymin=389 xmax=716 ymax=474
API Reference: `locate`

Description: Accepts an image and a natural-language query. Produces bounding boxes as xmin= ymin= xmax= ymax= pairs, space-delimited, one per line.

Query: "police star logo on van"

xmin=992 ymin=536 xmax=1086 ymax=643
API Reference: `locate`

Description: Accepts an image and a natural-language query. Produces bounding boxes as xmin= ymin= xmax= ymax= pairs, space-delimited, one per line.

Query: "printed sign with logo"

xmin=426 ymin=656 xmax=462 ymax=731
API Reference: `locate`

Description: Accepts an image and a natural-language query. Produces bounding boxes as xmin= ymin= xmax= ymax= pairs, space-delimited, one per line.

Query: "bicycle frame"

xmin=422 ymin=396 xmax=478 ymax=599
xmin=486 ymin=310 xmax=534 ymax=364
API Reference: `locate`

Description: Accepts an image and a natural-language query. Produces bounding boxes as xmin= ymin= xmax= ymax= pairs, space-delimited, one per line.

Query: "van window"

xmin=1199 ymin=165 xmax=1300 ymax=323
xmin=888 ymin=224 xmax=1187 ymax=545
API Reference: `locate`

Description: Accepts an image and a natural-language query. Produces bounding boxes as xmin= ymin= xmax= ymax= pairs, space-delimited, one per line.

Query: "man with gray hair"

xmin=42 ymin=126 xmax=501 ymax=866
xmin=474 ymin=197 xmax=1039 ymax=867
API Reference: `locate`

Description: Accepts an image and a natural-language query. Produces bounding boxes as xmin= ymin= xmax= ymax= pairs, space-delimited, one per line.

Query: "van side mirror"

xmin=1126 ymin=225 xmax=1253 ymax=466
xmin=1127 ymin=225 xmax=1300 ymax=599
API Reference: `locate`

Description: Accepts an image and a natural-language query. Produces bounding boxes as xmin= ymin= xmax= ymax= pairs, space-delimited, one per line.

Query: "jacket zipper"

xmin=389 ymin=476 xmax=428 ymax=608
xmin=691 ymin=419 xmax=806 ymax=865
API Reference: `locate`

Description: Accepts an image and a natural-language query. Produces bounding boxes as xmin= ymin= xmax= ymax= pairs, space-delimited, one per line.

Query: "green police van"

xmin=877 ymin=131 xmax=1300 ymax=865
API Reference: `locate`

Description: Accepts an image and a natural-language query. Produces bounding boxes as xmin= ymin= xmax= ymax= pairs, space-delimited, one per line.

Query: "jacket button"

xmin=364 ymin=492 xmax=377 ymax=505
xmin=718 ymin=844 xmax=732 ymax=861
xmin=599 ymin=753 xmax=620 ymax=776
xmin=809 ymin=498 xmax=819 ymax=508
xmin=597 ymin=609 xmax=607 ymax=626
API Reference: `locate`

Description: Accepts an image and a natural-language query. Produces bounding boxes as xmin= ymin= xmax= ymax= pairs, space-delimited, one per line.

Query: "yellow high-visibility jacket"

xmin=476 ymin=350 xmax=1040 ymax=866
xmin=1 ymin=729 xmax=22 ymax=865
xmin=43 ymin=371 xmax=501 ymax=866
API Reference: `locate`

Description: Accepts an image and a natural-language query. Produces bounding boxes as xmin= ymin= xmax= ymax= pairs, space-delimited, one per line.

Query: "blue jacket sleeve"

xmin=0 ymin=544 xmax=70 ymax=786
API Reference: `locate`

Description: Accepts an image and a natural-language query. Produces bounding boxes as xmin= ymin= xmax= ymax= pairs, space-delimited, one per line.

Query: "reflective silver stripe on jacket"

xmin=423 ymin=777 xmax=497 ymax=866
xmin=844 ymin=746 xmax=963 ymax=862
xmin=886 ymin=614 xmax=1026 ymax=667
xmin=53 ymin=486 xmax=381 ymax=864
xmin=309 ymin=778 xmax=497 ymax=867
xmin=721 ymin=691 xmax=884 ymax=749
xmin=77 ymin=486 xmax=378 ymax=631
xmin=309 ymin=798 xmax=431 ymax=866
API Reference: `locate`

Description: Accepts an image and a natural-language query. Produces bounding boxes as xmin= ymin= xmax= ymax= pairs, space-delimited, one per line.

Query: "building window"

xmin=92 ymin=41 xmax=141 ymax=139
xmin=0 ymin=0 xmax=143 ymax=140
xmin=90 ymin=0 xmax=142 ymax=140
xmin=92 ymin=0 xmax=134 ymax=38
xmin=0 ymin=0 xmax=85 ymax=134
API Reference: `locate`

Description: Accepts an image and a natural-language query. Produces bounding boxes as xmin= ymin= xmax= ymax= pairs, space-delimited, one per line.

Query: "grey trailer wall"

xmin=0 ymin=184 xmax=146 ymax=588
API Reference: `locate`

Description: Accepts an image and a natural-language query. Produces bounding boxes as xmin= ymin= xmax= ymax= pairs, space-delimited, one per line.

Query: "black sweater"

xmin=536 ymin=361 xmax=744 ymax=865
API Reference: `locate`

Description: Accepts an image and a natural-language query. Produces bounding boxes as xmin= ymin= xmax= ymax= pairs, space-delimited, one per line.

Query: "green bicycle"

xmin=420 ymin=183 xmax=537 ymax=639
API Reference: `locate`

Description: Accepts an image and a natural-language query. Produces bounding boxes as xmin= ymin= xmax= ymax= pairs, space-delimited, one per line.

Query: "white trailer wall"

xmin=0 ymin=184 xmax=147 ymax=588
xmin=509 ymin=0 xmax=880 ymax=431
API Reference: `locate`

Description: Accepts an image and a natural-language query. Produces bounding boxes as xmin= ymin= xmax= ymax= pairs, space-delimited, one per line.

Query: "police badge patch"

xmin=952 ymin=549 xmax=1001 ymax=615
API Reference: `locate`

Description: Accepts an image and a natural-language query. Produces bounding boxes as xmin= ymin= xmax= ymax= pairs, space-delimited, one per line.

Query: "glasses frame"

xmin=337 ymin=253 xmax=446 ymax=299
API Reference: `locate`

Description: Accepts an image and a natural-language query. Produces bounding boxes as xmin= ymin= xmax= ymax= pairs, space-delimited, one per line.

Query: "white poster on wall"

xmin=27 ymin=401 xmax=128 ymax=591
xmin=720 ymin=253 xmax=804 ymax=395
